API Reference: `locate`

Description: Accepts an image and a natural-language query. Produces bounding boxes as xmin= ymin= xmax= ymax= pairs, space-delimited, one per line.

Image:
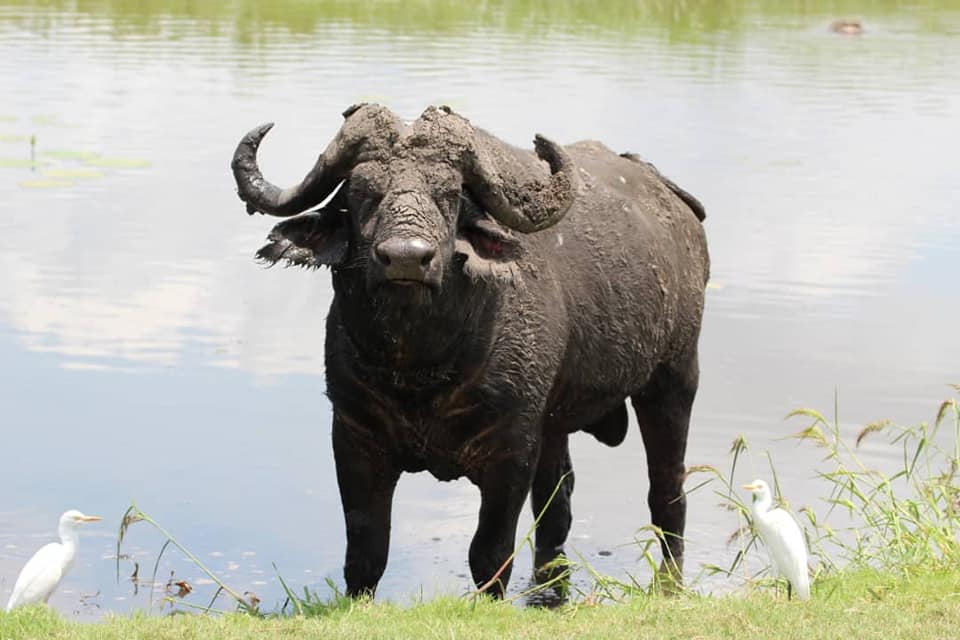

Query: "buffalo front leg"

xmin=470 ymin=454 xmax=536 ymax=598
xmin=531 ymin=433 xmax=574 ymax=581
xmin=332 ymin=413 xmax=400 ymax=598
xmin=631 ymin=354 xmax=699 ymax=586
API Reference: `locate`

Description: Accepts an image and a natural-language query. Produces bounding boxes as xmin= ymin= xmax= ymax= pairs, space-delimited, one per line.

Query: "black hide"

xmin=232 ymin=105 xmax=710 ymax=598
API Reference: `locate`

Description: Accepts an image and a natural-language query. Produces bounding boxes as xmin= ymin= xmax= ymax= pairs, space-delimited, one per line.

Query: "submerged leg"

xmin=531 ymin=433 xmax=574 ymax=580
xmin=333 ymin=413 xmax=400 ymax=597
xmin=631 ymin=352 xmax=699 ymax=584
xmin=470 ymin=452 xmax=536 ymax=598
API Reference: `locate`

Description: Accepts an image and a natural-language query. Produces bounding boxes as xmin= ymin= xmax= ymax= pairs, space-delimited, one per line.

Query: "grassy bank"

xmin=2 ymin=568 xmax=959 ymax=639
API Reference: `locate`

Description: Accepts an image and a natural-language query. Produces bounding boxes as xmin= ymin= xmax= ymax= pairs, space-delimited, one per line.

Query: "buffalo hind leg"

xmin=333 ymin=414 xmax=400 ymax=598
xmin=631 ymin=353 xmax=699 ymax=588
xmin=470 ymin=455 xmax=536 ymax=598
xmin=531 ymin=433 xmax=574 ymax=583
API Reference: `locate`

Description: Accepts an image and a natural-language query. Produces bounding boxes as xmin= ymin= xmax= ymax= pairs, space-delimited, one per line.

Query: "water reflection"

xmin=4 ymin=0 xmax=958 ymax=40
xmin=0 ymin=0 xmax=958 ymax=617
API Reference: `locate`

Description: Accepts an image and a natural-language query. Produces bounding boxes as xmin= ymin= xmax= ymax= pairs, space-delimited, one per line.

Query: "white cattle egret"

xmin=742 ymin=480 xmax=810 ymax=600
xmin=5 ymin=510 xmax=102 ymax=612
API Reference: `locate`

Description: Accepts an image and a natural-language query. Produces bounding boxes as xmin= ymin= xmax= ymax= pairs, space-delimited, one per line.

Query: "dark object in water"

xmin=831 ymin=19 xmax=864 ymax=35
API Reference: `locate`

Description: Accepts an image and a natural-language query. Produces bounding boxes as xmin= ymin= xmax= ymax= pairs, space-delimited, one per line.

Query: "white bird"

xmin=742 ymin=480 xmax=810 ymax=600
xmin=5 ymin=510 xmax=101 ymax=612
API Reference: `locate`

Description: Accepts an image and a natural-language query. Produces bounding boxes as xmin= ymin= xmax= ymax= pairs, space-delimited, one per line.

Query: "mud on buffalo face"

xmin=230 ymin=104 xmax=581 ymax=292
xmin=347 ymin=157 xmax=460 ymax=291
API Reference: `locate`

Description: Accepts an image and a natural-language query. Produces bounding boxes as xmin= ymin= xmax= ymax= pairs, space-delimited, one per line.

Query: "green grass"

xmin=2 ymin=569 xmax=959 ymax=639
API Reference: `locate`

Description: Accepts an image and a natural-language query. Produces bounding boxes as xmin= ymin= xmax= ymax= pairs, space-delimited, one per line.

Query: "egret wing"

xmin=764 ymin=509 xmax=807 ymax=563
xmin=756 ymin=508 xmax=810 ymax=598
xmin=6 ymin=543 xmax=65 ymax=610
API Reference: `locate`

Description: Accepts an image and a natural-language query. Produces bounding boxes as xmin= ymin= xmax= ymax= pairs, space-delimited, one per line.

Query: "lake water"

xmin=1 ymin=0 xmax=958 ymax=618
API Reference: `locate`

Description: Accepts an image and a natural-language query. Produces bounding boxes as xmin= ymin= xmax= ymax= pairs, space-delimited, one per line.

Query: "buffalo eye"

xmin=463 ymin=227 xmax=505 ymax=260
xmin=456 ymin=189 xmax=520 ymax=261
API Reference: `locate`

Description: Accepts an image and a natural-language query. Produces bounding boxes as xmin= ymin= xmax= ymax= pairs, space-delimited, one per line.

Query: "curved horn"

xmin=231 ymin=104 xmax=402 ymax=217
xmin=464 ymin=134 xmax=579 ymax=233
xmin=231 ymin=123 xmax=342 ymax=217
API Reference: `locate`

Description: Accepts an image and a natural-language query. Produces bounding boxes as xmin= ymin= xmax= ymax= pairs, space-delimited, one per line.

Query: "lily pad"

xmin=42 ymin=150 xmax=101 ymax=161
xmin=0 ymin=158 xmax=48 ymax=169
xmin=82 ymin=156 xmax=151 ymax=169
xmin=19 ymin=178 xmax=75 ymax=189
xmin=0 ymin=134 xmax=28 ymax=143
xmin=42 ymin=167 xmax=104 ymax=179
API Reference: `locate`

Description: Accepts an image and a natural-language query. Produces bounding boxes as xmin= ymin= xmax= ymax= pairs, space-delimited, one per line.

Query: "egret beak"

xmin=742 ymin=483 xmax=760 ymax=491
xmin=77 ymin=515 xmax=102 ymax=522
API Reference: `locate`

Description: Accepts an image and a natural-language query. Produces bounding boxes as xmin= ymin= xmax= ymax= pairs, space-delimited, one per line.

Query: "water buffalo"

xmin=231 ymin=104 xmax=709 ymax=598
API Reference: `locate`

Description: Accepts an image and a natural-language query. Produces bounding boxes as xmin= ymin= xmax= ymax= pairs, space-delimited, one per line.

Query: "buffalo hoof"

xmin=655 ymin=558 xmax=684 ymax=596
xmin=529 ymin=549 xmax=570 ymax=608
xmin=533 ymin=548 xmax=570 ymax=585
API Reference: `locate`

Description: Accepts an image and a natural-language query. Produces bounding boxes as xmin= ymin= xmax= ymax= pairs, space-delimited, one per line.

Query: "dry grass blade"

xmin=115 ymin=505 xmax=145 ymax=582
xmin=728 ymin=435 xmax=748 ymax=455
xmin=684 ymin=464 xmax=721 ymax=483
xmin=789 ymin=424 xmax=829 ymax=447
xmin=784 ymin=407 xmax=827 ymax=423
xmin=935 ymin=399 xmax=956 ymax=427
xmin=856 ymin=420 xmax=890 ymax=447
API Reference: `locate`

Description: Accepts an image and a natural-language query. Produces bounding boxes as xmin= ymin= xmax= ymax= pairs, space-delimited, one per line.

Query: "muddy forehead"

xmin=349 ymin=158 xmax=462 ymax=196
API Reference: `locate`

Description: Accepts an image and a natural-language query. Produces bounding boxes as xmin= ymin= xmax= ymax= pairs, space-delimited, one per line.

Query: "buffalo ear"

xmin=256 ymin=207 xmax=349 ymax=268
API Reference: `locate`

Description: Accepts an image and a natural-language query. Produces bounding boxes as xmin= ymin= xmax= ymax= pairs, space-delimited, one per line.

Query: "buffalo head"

xmin=231 ymin=105 xmax=579 ymax=292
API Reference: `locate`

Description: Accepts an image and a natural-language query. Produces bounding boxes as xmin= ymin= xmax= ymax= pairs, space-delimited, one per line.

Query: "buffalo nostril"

xmin=419 ymin=247 xmax=436 ymax=266
xmin=375 ymin=244 xmax=392 ymax=266
xmin=374 ymin=237 xmax=436 ymax=276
